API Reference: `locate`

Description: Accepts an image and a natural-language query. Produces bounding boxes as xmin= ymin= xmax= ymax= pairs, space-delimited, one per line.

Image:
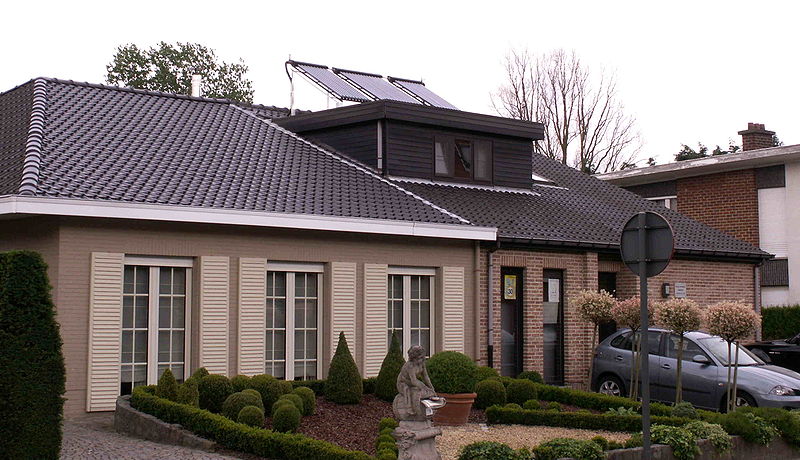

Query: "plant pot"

xmin=432 ymin=392 xmax=476 ymax=426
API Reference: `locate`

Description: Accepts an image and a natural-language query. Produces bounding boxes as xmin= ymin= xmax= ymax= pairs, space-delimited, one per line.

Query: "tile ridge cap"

xmin=18 ymin=78 xmax=49 ymax=196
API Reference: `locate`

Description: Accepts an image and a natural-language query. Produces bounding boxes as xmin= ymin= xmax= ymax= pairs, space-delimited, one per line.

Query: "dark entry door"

xmin=543 ymin=270 xmax=564 ymax=385
xmin=598 ymin=272 xmax=618 ymax=342
xmin=500 ymin=268 xmax=524 ymax=377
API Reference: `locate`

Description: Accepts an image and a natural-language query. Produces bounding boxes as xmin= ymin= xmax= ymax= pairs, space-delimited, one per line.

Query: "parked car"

xmin=593 ymin=328 xmax=800 ymax=411
xmin=744 ymin=332 xmax=800 ymax=373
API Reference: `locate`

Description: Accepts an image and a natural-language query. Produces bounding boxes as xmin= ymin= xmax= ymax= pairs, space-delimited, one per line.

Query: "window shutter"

xmin=200 ymin=256 xmax=229 ymax=375
xmin=330 ymin=262 xmax=357 ymax=362
xmin=238 ymin=258 xmax=267 ymax=376
xmin=442 ymin=266 xmax=465 ymax=353
xmin=363 ymin=264 xmax=388 ymax=377
xmin=87 ymin=252 xmax=124 ymax=412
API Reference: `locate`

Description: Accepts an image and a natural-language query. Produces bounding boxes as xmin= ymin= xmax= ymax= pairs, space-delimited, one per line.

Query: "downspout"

xmin=487 ymin=242 xmax=500 ymax=368
xmin=755 ymin=264 xmax=762 ymax=341
xmin=473 ymin=242 xmax=481 ymax=360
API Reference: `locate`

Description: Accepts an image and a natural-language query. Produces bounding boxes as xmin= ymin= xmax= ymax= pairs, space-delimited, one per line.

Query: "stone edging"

xmin=592 ymin=435 xmax=797 ymax=460
xmin=114 ymin=395 xmax=217 ymax=452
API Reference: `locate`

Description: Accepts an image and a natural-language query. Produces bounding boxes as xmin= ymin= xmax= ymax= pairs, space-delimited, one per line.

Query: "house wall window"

xmin=265 ymin=263 xmax=323 ymax=381
xmin=121 ymin=257 xmax=192 ymax=395
xmin=387 ymin=268 xmax=435 ymax=356
xmin=648 ymin=196 xmax=677 ymax=210
xmin=434 ymin=135 xmax=492 ymax=182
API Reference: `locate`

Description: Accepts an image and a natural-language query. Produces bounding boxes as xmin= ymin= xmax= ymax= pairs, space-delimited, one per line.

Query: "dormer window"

xmin=434 ymin=135 xmax=492 ymax=182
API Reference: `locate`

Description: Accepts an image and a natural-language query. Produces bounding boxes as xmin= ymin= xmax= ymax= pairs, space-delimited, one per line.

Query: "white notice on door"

xmin=548 ymin=279 xmax=560 ymax=303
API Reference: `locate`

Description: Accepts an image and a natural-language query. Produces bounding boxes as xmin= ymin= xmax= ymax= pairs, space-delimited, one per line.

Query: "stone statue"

xmin=392 ymin=346 xmax=446 ymax=460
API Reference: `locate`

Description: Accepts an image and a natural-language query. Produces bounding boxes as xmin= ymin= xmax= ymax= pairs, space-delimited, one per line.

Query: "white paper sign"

xmin=548 ymin=279 xmax=560 ymax=303
xmin=675 ymin=282 xmax=687 ymax=298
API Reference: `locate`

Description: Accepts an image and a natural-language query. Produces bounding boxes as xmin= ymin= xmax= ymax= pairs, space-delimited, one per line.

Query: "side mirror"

xmin=692 ymin=355 xmax=711 ymax=365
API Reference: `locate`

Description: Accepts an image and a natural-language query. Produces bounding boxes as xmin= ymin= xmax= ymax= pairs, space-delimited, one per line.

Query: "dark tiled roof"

xmin=400 ymin=153 xmax=769 ymax=260
xmin=761 ymin=259 xmax=789 ymax=286
xmin=0 ymin=78 xmax=466 ymax=226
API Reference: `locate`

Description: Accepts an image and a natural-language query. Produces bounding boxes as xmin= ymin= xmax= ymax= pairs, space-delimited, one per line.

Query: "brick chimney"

xmin=738 ymin=122 xmax=775 ymax=151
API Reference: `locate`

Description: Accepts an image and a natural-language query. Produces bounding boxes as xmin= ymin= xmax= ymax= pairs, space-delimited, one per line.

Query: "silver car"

xmin=593 ymin=328 xmax=800 ymax=411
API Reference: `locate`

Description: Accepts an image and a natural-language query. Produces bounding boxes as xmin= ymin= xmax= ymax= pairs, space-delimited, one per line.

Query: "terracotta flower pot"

xmin=432 ymin=392 xmax=476 ymax=426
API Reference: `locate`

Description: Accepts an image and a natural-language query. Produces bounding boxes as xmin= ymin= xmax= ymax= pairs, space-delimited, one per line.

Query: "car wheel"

xmin=720 ymin=391 xmax=757 ymax=412
xmin=597 ymin=375 xmax=625 ymax=397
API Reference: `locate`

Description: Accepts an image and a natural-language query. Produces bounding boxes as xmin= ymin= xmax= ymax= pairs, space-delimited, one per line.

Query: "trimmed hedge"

xmin=131 ymin=386 xmax=370 ymax=460
xmin=475 ymin=379 xmax=506 ymax=409
xmin=531 ymin=382 xmax=672 ymax=416
xmin=291 ymin=378 xmax=378 ymax=396
xmin=762 ymin=305 xmax=800 ymax=340
xmin=156 ymin=368 xmax=179 ymax=402
xmin=177 ymin=380 xmax=199 ymax=407
xmin=325 ymin=332 xmax=363 ymax=404
xmin=532 ymin=438 xmax=604 ymax=460
xmin=0 ymin=251 xmax=65 ymax=460
xmin=292 ymin=386 xmax=316 ymax=415
xmin=506 ymin=379 xmax=537 ymax=405
xmin=198 ymin=374 xmax=234 ymax=413
xmin=273 ymin=404 xmax=302 ymax=433
xmin=237 ymin=405 xmax=265 ymax=427
xmin=230 ymin=375 xmax=251 ymax=392
xmin=375 ymin=332 xmax=405 ymax=402
xmin=485 ymin=406 xmax=689 ymax=432
xmin=427 ymin=351 xmax=479 ymax=394
xmin=222 ymin=391 xmax=264 ymax=420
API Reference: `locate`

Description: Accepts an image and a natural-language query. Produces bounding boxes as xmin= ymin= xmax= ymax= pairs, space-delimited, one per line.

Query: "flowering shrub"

xmin=574 ymin=290 xmax=615 ymax=325
xmin=612 ymin=296 xmax=646 ymax=330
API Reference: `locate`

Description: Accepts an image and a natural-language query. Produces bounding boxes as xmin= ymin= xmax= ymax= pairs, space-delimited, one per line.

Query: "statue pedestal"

xmin=393 ymin=420 xmax=442 ymax=460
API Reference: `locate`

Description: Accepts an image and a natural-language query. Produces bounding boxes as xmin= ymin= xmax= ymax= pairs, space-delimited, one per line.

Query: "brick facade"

xmin=676 ymin=170 xmax=760 ymax=247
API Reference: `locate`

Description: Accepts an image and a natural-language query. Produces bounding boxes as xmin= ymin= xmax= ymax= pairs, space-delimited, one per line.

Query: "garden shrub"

xmin=177 ymin=380 xmax=199 ymax=407
xmin=248 ymin=374 xmax=275 ymax=405
xmin=376 ymin=452 xmax=397 ymax=460
xmin=376 ymin=332 xmax=405 ymax=401
xmin=272 ymin=404 xmax=302 ymax=433
xmin=606 ymin=406 xmax=637 ymax=416
xmin=624 ymin=433 xmax=642 ymax=448
xmin=325 ymin=332 xmax=363 ymax=404
xmin=517 ymin=370 xmax=544 ymax=384
xmin=230 ymin=374 xmax=251 ymax=392
xmin=292 ymin=386 xmax=316 ymax=415
xmin=237 ymin=405 xmax=265 ymax=427
xmin=606 ymin=440 xmax=624 ymax=450
xmin=222 ymin=391 xmax=264 ymax=420
xmin=590 ymin=435 xmax=608 ymax=450
xmin=474 ymin=379 xmax=506 ymax=409
xmin=531 ymin=382 xmax=671 ymax=416
xmin=457 ymin=441 xmax=520 ymax=460
xmin=376 ymin=417 xmax=398 ymax=460
xmin=738 ymin=406 xmax=800 ymax=447
xmin=485 ymin=405 xmax=689 ymax=432
xmin=683 ymin=420 xmax=731 ymax=453
xmin=376 ymin=441 xmax=397 ymax=454
xmin=376 ymin=434 xmax=394 ymax=446
xmin=717 ymin=411 xmax=777 ymax=445
xmin=156 ymin=368 xmax=179 ymax=402
xmin=242 ymin=388 xmax=261 ymax=400
xmin=198 ymin=374 xmax=234 ymax=413
xmin=488 ymin=376 xmax=516 ymax=388
xmin=363 ymin=377 xmax=377 ymax=395
xmin=532 ymin=438 xmax=604 ymax=460
xmin=476 ymin=366 xmax=499 ymax=381
xmin=762 ymin=305 xmax=800 ymax=340
xmin=545 ymin=401 xmax=562 ymax=412
xmin=272 ymin=399 xmax=296 ymax=417
xmin=279 ymin=393 xmax=305 ymax=414
xmin=189 ymin=367 xmax=209 ymax=383
xmin=650 ymin=425 xmax=699 ymax=460
xmin=523 ymin=399 xmax=541 ymax=410
xmin=504 ymin=403 xmax=522 ymax=410
xmin=130 ymin=386 xmax=371 ymax=459
xmin=506 ymin=379 xmax=537 ymax=405
xmin=0 ymin=251 xmax=65 ymax=460
xmin=292 ymin=379 xmax=326 ymax=395
xmin=426 ymin=351 xmax=479 ymax=394
xmin=671 ymin=401 xmax=698 ymax=420
xmin=379 ymin=417 xmax=399 ymax=431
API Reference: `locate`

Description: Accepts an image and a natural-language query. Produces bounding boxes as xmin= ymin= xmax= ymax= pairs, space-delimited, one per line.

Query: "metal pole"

xmin=638 ymin=212 xmax=651 ymax=460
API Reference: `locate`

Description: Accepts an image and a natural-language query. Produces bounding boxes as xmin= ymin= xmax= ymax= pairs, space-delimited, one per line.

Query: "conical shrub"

xmin=324 ymin=332 xmax=363 ymax=404
xmin=156 ymin=368 xmax=179 ymax=401
xmin=375 ymin=332 xmax=405 ymax=401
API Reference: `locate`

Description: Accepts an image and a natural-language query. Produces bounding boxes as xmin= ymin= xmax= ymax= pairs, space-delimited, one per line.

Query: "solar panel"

xmin=389 ymin=77 xmax=457 ymax=110
xmin=288 ymin=61 xmax=373 ymax=103
xmin=333 ymin=68 xmax=422 ymax=104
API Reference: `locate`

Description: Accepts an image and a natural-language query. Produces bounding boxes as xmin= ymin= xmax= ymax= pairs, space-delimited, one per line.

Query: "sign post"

xmin=620 ymin=212 xmax=674 ymax=460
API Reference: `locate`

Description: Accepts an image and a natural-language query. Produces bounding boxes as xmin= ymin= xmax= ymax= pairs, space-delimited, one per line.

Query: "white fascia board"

xmin=0 ymin=196 xmax=497 ymax=241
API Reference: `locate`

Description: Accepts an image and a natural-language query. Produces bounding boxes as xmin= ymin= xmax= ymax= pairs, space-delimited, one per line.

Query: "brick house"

xmin=598 ymin=124 xmax=798 ymax=308
xmin=0 ymin=77 xmax=766 ymax=416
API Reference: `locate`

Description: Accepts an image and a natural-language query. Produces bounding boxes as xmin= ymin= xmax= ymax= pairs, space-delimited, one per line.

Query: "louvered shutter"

xmin=238 ymin=258 xmax=267 ymax=375
xmin=200 ymin=256 xmax=230 ymax=375
xmin=363 ymin=264 xmax=388 ymax=377
xmin=87 ymin=252 xmax=124 ymax=411
xmin=330 ymin=262 xmax=357 ymax=362
xmin=441 ymin=266 xmax=465 ymax=353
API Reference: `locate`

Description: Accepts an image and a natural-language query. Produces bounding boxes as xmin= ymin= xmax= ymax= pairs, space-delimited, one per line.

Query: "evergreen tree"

xmin=324 ymin=332 xmax=363 ymax=404
xmin=375 ymin=332 xmax=405 ymax=401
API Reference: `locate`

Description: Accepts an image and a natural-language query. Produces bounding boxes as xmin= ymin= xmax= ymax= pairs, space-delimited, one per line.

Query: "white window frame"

xmin=266 ymin=262 xmax=324 ymax=381
xmin=122 ymin=256 xmax=193 ymax=386
xmin=388 ymin=267 xmax=436 ymax=358
xmin=647 ymin=195 xmax=677 ymax=210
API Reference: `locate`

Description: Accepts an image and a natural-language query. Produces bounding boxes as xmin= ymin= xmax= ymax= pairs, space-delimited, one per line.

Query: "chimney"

xmin=191 ymin=74 xmax=202 ymax=97
xmin=738 ymin=122 xmax=775 ymax=151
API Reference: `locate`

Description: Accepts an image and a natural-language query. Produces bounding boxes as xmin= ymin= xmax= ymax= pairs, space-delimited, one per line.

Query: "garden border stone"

xmin=114 ymin=395 xmax=218 ymax=452
xmin=569 ymin=436 xmax=797 ymax=460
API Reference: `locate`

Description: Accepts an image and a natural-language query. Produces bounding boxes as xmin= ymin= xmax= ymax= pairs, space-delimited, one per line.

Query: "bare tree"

xmin=492 ymin=49 xmax=641 ymax=174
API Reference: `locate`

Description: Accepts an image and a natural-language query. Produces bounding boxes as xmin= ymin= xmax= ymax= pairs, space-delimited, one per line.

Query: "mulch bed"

xmin=264 ymin=395 xmax=486 ymax=455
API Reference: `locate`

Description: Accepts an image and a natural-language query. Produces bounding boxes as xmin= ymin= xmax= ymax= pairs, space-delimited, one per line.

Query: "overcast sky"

xmin=2 ymin=0 xmax=797 ymax=165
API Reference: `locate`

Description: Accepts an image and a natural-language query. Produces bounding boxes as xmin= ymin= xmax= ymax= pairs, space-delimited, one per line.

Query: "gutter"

xmin=0 ymin=196 xmax=498 ymax=242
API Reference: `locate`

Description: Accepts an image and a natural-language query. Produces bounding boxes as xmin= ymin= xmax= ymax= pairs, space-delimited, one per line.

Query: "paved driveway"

xmin=61 ymin=413 xmax=253 ymax=459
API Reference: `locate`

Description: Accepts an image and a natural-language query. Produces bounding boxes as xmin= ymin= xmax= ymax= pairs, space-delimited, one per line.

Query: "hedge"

xmin=0 ymin=251 xmax=66 ymax=460
xmin=292 ymin=378 xmax=376 ymax=396
xmin=485 ymin=406 xmax=689 ymax=432
xmin=762 ymin=305 xmax=800 ymax=340
xmin=531 ymin=382 xmax=672 ymax=416
xmin=130 ymin=386 xmax=370 ymax=460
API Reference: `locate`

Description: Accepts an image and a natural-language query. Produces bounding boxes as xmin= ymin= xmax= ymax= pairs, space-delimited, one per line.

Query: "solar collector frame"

xmin=389 ymin=76 xmax=457 ymax=109
xmin=333 ymin=68 xmax=422 ymax=104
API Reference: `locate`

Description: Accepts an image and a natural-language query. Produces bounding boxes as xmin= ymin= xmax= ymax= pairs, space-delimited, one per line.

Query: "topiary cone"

xmin=375 ymin=331 xmax=405 ymax=401
xmin=324 ymin=332 xmax=363 ymax=404
xmin=156 ymin=368 xmax=179 ymax=402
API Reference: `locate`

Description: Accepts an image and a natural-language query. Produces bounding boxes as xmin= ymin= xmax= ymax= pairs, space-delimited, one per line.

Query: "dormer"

xmin=274 ymin=100 xmax=544 ymax=189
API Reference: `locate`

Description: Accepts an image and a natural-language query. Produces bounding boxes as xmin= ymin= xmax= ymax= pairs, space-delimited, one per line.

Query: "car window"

xmin=699 ymin=337 xmax=763 ymax=366
xmin=610 ymin=331 xmax=662 ymax=355
xmin=666 ymin=335 xmax=710 ymax=362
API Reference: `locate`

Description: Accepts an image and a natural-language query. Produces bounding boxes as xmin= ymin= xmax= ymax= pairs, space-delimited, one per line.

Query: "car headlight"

xmin=769 ymin=385 xmax=796 ymax=396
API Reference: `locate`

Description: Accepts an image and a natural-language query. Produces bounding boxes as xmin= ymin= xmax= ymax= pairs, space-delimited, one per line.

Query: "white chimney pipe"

xmin=191 ymin=74 xmax=202 ymax=97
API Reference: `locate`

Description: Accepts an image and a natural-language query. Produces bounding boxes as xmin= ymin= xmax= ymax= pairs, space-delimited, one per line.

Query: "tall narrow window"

xmin=265 ymin=265 xmax=323 ymax=381
xmin=387 ymin=271 xmax=434 ymax=356
xmin=120 ymin=258 xmax=191 ymax=396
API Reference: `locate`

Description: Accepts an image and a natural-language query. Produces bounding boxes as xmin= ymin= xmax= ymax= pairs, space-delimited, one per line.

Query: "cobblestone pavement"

xmin=61 ymin=413 xmax=253 ymax=459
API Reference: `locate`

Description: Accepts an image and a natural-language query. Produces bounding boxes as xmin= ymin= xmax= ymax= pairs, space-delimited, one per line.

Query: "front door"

xmin=543 ymin=270 xmax=564 ymax=385
xmin=500 ymin=268 xmax=524 ymax=377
